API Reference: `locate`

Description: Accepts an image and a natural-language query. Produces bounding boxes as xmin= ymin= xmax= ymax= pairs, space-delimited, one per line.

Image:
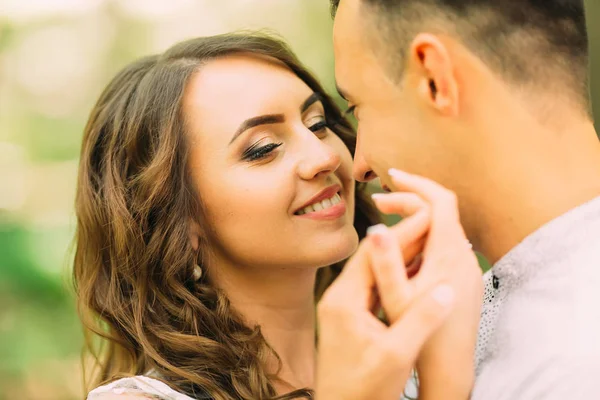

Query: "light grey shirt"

xmin=472 ymin=195 xmax=600 ymax=399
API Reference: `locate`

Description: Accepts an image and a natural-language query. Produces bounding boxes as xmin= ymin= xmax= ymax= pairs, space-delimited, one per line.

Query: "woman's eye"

xmin=309 ymin=120 xmax=328 ymax=134
xmin=242 ymin=142 xmax=283 ymax=162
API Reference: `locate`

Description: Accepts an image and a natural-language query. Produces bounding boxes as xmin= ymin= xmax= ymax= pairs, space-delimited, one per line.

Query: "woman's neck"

xmin=211 ymin=262 xmax=318 ymax=392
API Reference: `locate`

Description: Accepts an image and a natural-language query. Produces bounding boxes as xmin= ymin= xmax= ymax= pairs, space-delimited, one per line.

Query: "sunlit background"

xmin=1 ymin=1 xmax=599 ymax=399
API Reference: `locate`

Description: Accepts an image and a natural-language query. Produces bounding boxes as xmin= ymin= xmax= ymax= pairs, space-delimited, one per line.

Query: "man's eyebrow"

xmin=229 ymin=114 xmax=285 ymax=145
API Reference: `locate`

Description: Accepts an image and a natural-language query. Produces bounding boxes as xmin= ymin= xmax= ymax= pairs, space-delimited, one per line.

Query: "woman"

xmin=74 ymin=32 xmax=379 ymax=400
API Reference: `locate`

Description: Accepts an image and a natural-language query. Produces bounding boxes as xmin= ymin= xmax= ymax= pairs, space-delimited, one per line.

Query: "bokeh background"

xmin=0 ymin=1 xmax=598 ymax=399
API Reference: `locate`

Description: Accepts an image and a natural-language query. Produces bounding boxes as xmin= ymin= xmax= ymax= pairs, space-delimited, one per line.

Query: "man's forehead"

xmin=332 ymin=0 xmax=366 ymax=90
xmin=332 ymin=0 xmax=362 ymax=47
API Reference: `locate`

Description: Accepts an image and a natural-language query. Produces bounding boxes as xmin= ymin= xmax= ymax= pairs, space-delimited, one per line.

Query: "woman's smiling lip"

xmin=293 ymin=184 xmax=346 ymax=220
xmin=294 ymin=184 xmax=342 ymax=214
xmin=296 ymin=199 xmax=346 ymax=220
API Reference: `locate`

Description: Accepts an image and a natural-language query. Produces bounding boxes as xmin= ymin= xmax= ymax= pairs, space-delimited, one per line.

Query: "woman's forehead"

xmin=182 ymin=54 xmax=314 ymax=139
xmin=190 ymin=53 xmax=309 ymax=101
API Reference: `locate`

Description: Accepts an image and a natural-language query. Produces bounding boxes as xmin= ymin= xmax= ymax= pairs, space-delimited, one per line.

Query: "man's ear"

xmin=408 ymin=33 xmax=459 ymax=116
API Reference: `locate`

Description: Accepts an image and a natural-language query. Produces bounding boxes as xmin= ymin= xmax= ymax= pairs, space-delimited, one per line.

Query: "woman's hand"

xmin=373 ymin=169 xmax=484 ymax=400
xmin=314 ymin=169 xmax=483 ymax=400
xmin=315 ymin=188 xmax=456 ymax=400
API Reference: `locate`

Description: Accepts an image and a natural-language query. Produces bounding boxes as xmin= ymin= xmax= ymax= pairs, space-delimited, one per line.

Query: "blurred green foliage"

xmin=0 ymin=1 xmax=597 ymax=399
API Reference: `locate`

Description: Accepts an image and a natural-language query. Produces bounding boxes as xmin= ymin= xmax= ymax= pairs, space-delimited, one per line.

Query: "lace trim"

xmin=88 ymin=372 xmax=414 ymax=399
xmin=87 ymin=376 xmax=198 ymax=400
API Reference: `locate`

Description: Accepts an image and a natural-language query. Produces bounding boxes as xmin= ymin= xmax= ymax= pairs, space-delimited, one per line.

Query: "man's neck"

xmin=468 ymin=118 xmax=600 ymax=265
xmin=210 ymin=261 xmax=318 ymax=391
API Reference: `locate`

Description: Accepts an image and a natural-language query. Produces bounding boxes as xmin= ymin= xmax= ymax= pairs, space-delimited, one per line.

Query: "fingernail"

xmin=388 ymin=168 xmax=411 ymax=179
xmin=431 ymin=284 xmax=455 ymax=307
xmin=371 ymin=193 xmax=385 ymax=201
xmin=366 ymin=223 xmax=388 ymax=236
xmin=366 ymin=223 xmax=388 ymax=247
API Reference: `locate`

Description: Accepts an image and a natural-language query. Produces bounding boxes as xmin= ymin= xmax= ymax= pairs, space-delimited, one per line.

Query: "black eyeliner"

xmin=242 ymin=142 xmax=282 ymax=161
xmin=309 ymin=121 xmax=328 ymax=132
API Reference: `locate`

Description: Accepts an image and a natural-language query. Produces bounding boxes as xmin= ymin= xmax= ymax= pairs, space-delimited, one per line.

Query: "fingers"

xmin=320 ymin=197 xmax=430 ymax=323
xmin=371 ymin=192 xmax=430 ymax=263
xmin=400 ymin=234 xmax=426 ymax=273
xmin=384 ymin=284 xmax=456 ymax=361
xmin=372 ymin=192 xmax=428 ymax=218
xmin=366 ymin=224 xmax=411 ymax=322
xmin=387 ymin=168 xmax=467 ymax=251
xmin=392 ymin=208 xmax=429 ymax=259
xmin=387 ymin=169 xmax=457 ymax=212
xmin=365 ymin=194 xmax=433 ymax=321
xmin=406 ymin=253 xmax=422 ymax=279
xmin=320 ymin=238 xmax=375 ymax=310
xmin=387 ymin=169 xmax=459 ymax=234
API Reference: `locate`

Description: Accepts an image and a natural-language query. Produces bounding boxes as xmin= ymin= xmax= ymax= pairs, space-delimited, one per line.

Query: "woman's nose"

xmin=296 ymin=136 xmax=342 ymax=181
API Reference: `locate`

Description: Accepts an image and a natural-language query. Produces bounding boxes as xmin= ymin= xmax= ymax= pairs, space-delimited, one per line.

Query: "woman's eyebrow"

xmin=229 ymin=114 xmax=285 ymax=145
xmin=229 ymin=92 xmax=324 ymax=145
xmin=300 ymin=92 xmax=323 ymax=113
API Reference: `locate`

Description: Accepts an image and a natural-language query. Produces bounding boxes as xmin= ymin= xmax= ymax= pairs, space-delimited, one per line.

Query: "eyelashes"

xmin=343 ymin=105 xmax=356 ymax=119
xmin=308 ymin=120 xmax=328 ymax=133
xmin=242 ymin=142 xmax=283 ymax=161
xmin=241 ymin=119 xmax=329 ymax=162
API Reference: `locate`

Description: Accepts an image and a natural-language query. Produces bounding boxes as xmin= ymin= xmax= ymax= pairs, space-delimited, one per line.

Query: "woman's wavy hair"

xmin=74 ymin=32 xmax=379 ymax=400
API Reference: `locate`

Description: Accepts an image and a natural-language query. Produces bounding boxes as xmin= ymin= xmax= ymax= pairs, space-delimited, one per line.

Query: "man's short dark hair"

xmin=331 ymin=0 xmax=590 ymax=114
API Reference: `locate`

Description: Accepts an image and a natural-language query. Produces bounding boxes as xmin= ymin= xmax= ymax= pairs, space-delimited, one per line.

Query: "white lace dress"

xmin=87 ymin=376 xmax=211 ymax=400
xmin=88 ymin=373 xmax=418 ymax=399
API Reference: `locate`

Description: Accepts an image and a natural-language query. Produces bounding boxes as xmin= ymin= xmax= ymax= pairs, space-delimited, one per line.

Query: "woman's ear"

xmin=188 ymin=220 xmax=203 ymax=251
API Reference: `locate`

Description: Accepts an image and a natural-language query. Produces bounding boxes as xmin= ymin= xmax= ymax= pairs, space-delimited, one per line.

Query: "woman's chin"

xmin=315 ymin=228 xmax=359 ymax=267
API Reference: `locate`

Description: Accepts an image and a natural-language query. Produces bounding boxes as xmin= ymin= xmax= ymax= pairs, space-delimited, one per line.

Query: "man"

xmin=323 ymin=0 xmax=600 ymax=398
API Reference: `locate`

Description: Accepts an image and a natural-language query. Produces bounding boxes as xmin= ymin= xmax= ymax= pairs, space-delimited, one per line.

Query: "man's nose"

xmin=353 ymin=145 xmax=377 ymax=183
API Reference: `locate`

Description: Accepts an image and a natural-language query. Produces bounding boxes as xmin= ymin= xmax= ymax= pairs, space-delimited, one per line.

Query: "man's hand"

xmin=373 ymin=169 xmax=484 ymax=399
xmin=315 ymin=207 xmax=456 ymax=400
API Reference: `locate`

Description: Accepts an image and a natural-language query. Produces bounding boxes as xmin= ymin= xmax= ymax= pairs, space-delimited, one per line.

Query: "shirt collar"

xmin=491 ymin=195 xmax=600 ymax=283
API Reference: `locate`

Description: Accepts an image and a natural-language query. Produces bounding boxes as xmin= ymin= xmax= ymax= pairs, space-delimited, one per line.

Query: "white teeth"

xmin=297 ymin=192 xmax=342 ymax=215
xmin=301 ymin=204 xmax=315 ymax=215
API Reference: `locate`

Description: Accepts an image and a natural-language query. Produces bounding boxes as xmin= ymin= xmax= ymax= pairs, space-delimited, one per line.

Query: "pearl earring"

xmin=193 ymin=264 xmax=203 ymax=281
